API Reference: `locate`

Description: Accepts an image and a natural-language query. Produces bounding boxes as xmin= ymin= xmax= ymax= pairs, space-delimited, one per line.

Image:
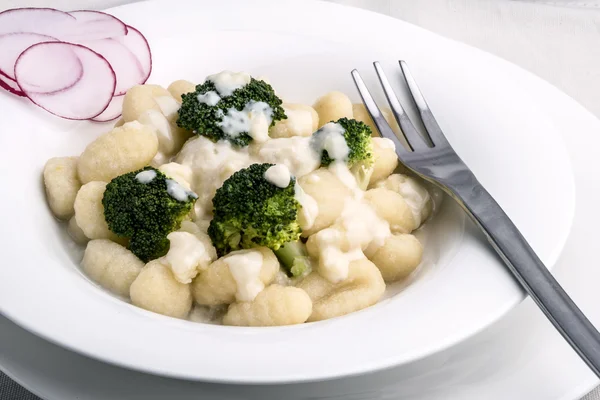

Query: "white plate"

xmin=1 ymin=17 xmax=599 ymax=397
xmin=0 ymin=0 xmax=576 ymax=383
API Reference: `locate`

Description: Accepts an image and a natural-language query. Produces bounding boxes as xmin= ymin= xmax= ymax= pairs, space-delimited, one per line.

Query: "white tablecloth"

xmin=0 ymin=0 xmax=598 ymax=398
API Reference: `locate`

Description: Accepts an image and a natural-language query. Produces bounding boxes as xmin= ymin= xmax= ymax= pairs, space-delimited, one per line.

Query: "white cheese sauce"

xmin=153 ymin=96 xmax=180 ymax=117
xmin=166 ymin=179 xmax=197 ymax=202
xmin=218 ymin=101 xmax=273 ymax=143
xmin=311 ymin=122 xmax=349 ymax=162
xmin=255 ymin=136 xmax=321 ymax=178
xmin=135 ymin=169 xmax=156 ymax=184
xmin=313 ymin=197 xmax=391 ymax=283
xmin=197 ymin=91 xmax=221 ymax=106
xmin=207 ymin=71 xmax=251 ymax=97
xmin=162 ymin=231 xmax=210 ymax=284
xmin=264 ymin=164 xmax=291 ymax=188
xmin=225 ymin=250 xmax=265 ymax=302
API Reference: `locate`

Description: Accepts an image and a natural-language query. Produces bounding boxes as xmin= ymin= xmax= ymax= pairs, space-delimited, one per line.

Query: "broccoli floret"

xmin=102 ymin=167 xmax=197 ymax=262
xmin=312 ymin=117 xmax=374 ymax=189
xmin=208 ymin=163 xmax=311 ymax=277
xmin=176 ymin=77 xmax=286 ymax=147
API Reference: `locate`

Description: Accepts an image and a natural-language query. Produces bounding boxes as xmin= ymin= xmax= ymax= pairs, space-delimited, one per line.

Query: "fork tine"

xmin=351 ymin=69 xmax=408 ymax=155
xmin=398 ymin=60 xmax=448 ymax=147
xmin=373 ymin=62 xmax=429 ymax=151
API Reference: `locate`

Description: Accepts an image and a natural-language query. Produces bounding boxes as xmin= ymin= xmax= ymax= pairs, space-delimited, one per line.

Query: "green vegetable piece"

xmin=103 ymin=166 xmax=197 ymax=262
xmin=208 ymin=163 xmax=310 ymax=277
xmin=312 ymin=117 xmax=374 ymax=189
xmin=176 ymin=77 xmax=287 ymax=147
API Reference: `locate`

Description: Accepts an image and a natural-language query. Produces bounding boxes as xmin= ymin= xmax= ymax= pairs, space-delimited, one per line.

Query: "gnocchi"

xmin=370 ymin=137 xmax=399 ymax=185
xmin=74 ymin=181 xmax=119 ymax=240
xmin=313 ymin=91 xmax=353 ymax=127
xmin=44 ymin=71 xmax=444 ymax=326
xmin=82 ymin=239 xmax=144 ymax=297
xmin=298 ymin=258 xmax=385 ymax=322
xmin=223 ymin=285 xmax=312 ymax=327
xmin=192 ymin=247 xmax=279 ymax=306
xmin=130 ymin=260 xmax=193 ymax=319
xmin=78 ymin=121 xmax=159 ymax=183
xmin=364 ymin=187 xmax=416 ymax=233
xmin=43 ymin=157 xmax=81 ymax=220
xmin=298 ymin=168 xmax=353 ymax=236
xmin=269 ymin=103 xmax=319 ymax=138
xmin=365 ymin=234 xmax=423 ymax=282
xmin=167 ymin=80 xmax=196 ymax=102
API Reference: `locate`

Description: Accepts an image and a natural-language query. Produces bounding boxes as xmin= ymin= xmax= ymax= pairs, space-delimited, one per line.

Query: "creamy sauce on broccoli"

xmin=256 ymin=136 xmax=321 ymax=178
xmin=197 ymin=91 xmax=221 ymax=106
xmin=329 ymin=161 xmax=361 ymax=197
xmin=163 ymin=231 xmax=209 ymax=284
xmin=218 ymin=101 xmax=273 ymax=143
xmin=311 ymin=122 xmax=349 ymax=162
xmin=135 ymin=169 xmax=156 ymax=184
xmin=264 ymin=164 xmax=291 ymax=188
xmin=207 ymin=71 xmax=251 ymax=97
xmin=225 ymin=250 xmax=264 ymax=302
xmin=166 ymin=179 xmax=197 ymax=202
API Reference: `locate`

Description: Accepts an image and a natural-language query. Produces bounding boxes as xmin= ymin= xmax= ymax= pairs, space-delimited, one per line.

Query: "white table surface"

xmin=0 ymin=0 xmax=598 ymax=398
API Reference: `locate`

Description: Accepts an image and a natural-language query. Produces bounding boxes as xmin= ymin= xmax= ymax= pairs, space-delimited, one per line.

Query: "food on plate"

xmin=43 ymin=69 xmax=441 ymax=326
xmin=0 ymin=7 xmax=151 ymax=121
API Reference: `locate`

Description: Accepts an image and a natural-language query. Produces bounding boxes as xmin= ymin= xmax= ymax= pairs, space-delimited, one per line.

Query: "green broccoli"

xmin=176 ymin=77 xmax=287 ymax=147
xmin=102 ymin=167 xmax=198 ymax=262
xmin=311 ymin=117 xmax=374 ymax=189
xmin=208 ymin=163 xmax=311 ymax=277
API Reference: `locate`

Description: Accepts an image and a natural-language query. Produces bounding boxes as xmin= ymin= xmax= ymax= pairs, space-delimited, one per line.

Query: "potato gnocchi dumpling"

xmin=298 ymin=168 xmax=353 ymax=237
xmin=370 ymin=137 xmax=399 ymax=185
xmin=43 ymin=156 xmax=81 ymax=220
xmin=122 ymin=84 xmax=173 ymax=122
xmin=299 ymin=258 xmax=386 ymax=322
xmin=78 ymin=121 xmax=159 ymax=183
xmin=365 ymin=234 xmax=423 ymax=282
xmin=167 ymin=80 xmax=196 ymax=102
xmin=74 ymin=181 xmax=119 ymax=241
xmin=67 ymin=216 xmax=88 ymax=245
xmin=223 ymin=285 xmax=312 ymax=327
xmin=192 ymin=247 xmax=279 ymax=306
xmin=364 ymin=187 xmax=416 ymax=234
xmin=45 ymin=74 xmax=443 ymax=326
xmin=313 ymin=91 xmax=353 ymax=128
xmin=82 ymin=239 xmax=144 ymax=297
xmin=269 ymin=103 xmax=319 ymax=138
xmin=130 ymin=260 xmax=193 ymax=319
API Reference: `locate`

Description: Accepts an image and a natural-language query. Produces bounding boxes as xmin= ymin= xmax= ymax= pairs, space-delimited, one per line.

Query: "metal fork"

xmin=352 ymin=61 xmax=600 ymax=377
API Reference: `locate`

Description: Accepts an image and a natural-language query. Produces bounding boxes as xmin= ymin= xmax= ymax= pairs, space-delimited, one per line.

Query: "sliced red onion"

xmin=0 ymin=8 xmax=74 ymax=37
xmin=91 ymin=94 xmax=124 ymax=122
xmin=117 ymin=25 xmax=152 ymax=84
xmin=81 ymin=39 xmax=144 ymax=95
xmin=0 ymin=32 xmax=57 ymax=80
xmin=65 ymin=10 xmax=127 ymax=42
xmin=15 ymin=42 xmax=116 ymax=120
xmin=0 ymin=75 xmax=25 ymax=97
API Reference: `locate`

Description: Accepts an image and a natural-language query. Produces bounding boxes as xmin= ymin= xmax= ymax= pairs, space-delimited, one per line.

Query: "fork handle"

xmin=450 ymin=173 xmax=600 ymax=377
